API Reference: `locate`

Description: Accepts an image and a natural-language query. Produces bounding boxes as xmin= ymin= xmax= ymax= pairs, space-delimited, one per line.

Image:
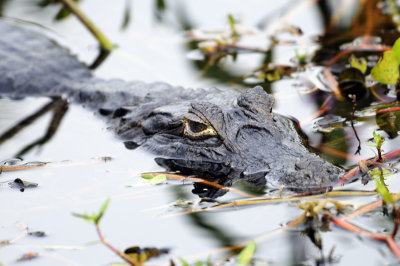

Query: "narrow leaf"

xmin=95 ymin=198 xmax=110 ymax=224
xmin=364 ymin=142 xmax=377 ymax=147
xmin=72 ymin=212 xmax=95 ymax=224
xmin=237 ymin=240 xmax=256 ymax=265
xmin=228 ymin=14 xmax=235 ymax=30
xmin=121 ymin=0 xmax=131 ymax=30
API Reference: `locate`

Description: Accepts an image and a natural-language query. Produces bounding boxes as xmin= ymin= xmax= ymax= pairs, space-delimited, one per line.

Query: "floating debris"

xmin=8 ymin=178 xmax=38 ymax=192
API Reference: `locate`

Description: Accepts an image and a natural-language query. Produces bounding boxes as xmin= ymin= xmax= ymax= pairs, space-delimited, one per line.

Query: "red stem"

xmin=327 ymin=215 xmax=400 ymax=259
xmin=375 ymin=107 xmax=400 ymax=114
xmin=96 ymin=225 xmax=137 ymax=265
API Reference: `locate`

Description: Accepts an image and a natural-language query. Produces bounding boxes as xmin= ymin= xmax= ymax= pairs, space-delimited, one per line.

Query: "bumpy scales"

xmin=0 ymin=20 xmax=343 ymax=198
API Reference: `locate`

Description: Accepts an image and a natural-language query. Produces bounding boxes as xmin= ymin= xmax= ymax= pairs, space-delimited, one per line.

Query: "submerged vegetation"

xmin=1 ymin=0 xmax=400 ymax=265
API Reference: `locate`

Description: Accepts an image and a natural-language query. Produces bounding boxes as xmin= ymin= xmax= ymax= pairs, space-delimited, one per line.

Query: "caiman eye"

xmin=183 ymin=118 xmax=217 ymax=139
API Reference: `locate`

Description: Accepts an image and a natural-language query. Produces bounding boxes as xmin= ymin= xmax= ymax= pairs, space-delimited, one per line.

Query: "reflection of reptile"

xmin=0 ymin=20 xmax=343 ymax=197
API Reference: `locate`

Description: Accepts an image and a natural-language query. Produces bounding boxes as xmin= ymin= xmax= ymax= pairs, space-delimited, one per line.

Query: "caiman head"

xmin=110 ymin=86 xmax=343 ymax=198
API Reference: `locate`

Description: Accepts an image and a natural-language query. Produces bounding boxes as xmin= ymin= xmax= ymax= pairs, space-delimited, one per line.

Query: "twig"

xmin=144 ymin=172 xmax=256 ymax=198
xmin=349 ymin=94 xmax=361 ymax=154
xmin=165 ymin=190 xmax=376 ymax=217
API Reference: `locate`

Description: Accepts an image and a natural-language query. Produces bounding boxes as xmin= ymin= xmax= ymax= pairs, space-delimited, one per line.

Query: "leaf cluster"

xmin=72 ymin=198 xmax=110 ymax=225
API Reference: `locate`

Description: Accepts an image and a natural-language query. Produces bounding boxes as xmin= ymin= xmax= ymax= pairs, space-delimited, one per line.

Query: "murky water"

xmin=1 ymin=1 xmax=400 ymax=265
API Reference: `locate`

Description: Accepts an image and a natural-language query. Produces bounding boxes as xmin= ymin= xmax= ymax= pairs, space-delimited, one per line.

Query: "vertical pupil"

xmin=188 ymin=120 xmax=207 ymax=133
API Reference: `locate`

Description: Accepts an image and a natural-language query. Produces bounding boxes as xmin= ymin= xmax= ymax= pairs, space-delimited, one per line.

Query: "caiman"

xmin=0 ymin=20 xmax=343 ymax=197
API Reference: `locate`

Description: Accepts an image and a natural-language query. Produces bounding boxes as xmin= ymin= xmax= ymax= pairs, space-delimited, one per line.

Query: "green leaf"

xmin=373 ymin=131 xmax=384 ymax=147
xmin=121 ymin=0 xmax=132 ymax=30
xmin=95 ymin=198 xmax=110 ymax=224
xmin=141 ymin=173 xmax=154 ymax=179
xmin=376 ymin=178 xmax=394 ymax=204
xmin=295 ymin=49 xmax=307 ymax=64
xmin=228 ymin=14 xmax=235 ymax=30
xmin=179 ymin=257 xmax=190 ymax=266
xmin=55 ymin=7 xmax=72 ymax=21
xmin=149 ymin=174 xmax=166 ymax=184
xmin=156 ymin=0 xmax=166 ymax=11
xmin=392 ymin=38 xmax=400 ymax=62
xmin=364 ymin=142 xmax=377 ymax=147
xmin=237 ymin=240 xmax=256 ymax=265
xmin=371 ymin=50 xmax=399 ymax=85
xmin=265 ymin=70 xmax=281 ymax=82
xmin=350 ymin=55 xmax=367 ymax=74
xmin=72 ymin=212 xmax=95 ymax=224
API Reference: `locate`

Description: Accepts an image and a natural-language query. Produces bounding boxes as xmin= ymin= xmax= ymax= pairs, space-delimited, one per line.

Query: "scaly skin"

xmin=0 ymin=20 xmax=343 ymax=198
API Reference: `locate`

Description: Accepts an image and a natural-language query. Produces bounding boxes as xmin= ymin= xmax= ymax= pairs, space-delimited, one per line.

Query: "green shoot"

xmin=368 ymin=168 xmax=394 ymax=204
xmin=227 ymin=14 xmax=238 ymax=42
xmin=72 ymin=198 xmax=110 ymax=225
xmin=364 ymin=131 xmax=385 ymax=161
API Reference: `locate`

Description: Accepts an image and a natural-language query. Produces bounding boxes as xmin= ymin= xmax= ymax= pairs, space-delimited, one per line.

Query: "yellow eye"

xmin=183 ymin=118 xmax=217 ymax=139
